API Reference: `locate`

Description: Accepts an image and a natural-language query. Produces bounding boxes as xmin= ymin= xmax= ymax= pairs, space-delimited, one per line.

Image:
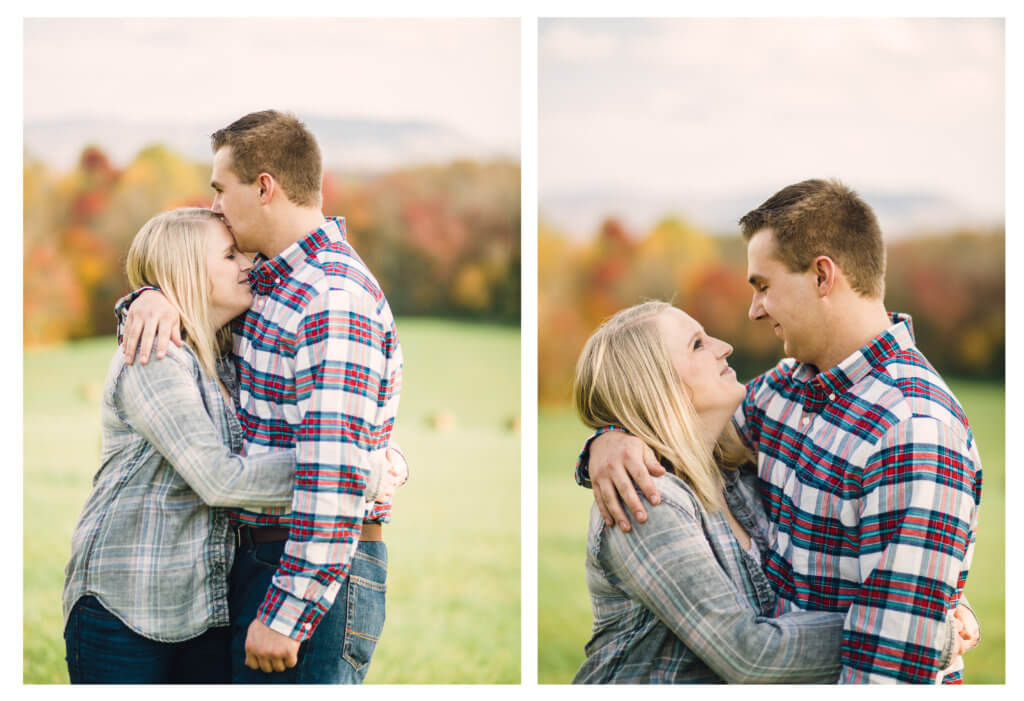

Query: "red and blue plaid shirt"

xmin=231 ymin=216 xmax=402 ymax=641
xmin=735 ymin=314 xmax=980 ymax=683
xmin=577 ymin=313 xmax=981 ymax=683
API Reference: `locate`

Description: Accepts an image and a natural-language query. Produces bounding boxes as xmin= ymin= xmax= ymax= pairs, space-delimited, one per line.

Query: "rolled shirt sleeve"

xmin=839 ymin=416 xmax=981 ymax=683
xmin=257 ymin=287 xmax=396 ymax=640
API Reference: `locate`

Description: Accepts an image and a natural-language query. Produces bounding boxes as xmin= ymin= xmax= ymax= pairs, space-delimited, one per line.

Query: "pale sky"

xmin=24 ymin=17 xmax=520 ymax=154
xmin=540 ymin=18 xmax=1004 ymax=231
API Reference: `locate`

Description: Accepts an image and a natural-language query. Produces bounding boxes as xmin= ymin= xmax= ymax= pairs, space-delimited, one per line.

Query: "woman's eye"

xmin=693 ymin=339 xmax=703 ymax=350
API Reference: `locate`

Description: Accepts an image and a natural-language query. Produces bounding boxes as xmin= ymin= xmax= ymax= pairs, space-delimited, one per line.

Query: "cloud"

xmin=24 ymin=18 xmax=520 ymax=152
xmin=539 ymin=18 xmax=1003 ymax=218
xmin=540 ymin=21 xmax=620 ymax=63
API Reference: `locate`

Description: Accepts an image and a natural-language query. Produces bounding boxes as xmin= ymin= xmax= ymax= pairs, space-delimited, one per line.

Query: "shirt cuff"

xmin=257 ymin=583 xmax=335 ymax=642
xmin=367 ymin=500 xmax=392 ymax=523
xmin=114 ymin=285 xmax=160 ymax=345
xmin=574 ymin=424 xmax=628 ymax=488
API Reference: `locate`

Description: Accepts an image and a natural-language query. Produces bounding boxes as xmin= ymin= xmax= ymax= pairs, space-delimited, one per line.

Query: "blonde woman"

xmin=571 ymin=301 xmax=961 ymax=683
xmin=61 ymin=209 xmax=395 ymax=683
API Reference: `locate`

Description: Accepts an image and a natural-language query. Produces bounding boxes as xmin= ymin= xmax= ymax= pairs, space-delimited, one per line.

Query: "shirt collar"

xmin=248 ymin=217 xmax=347 ymax=295
xmin=793 ymin=312 xmax=916 ymax=398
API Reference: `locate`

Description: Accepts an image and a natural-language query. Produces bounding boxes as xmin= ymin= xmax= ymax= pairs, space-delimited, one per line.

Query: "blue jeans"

xmin=64 ymin=596 xmax=230 ymax=684
xmin=228 ymin=538 xmax=387 ymax=684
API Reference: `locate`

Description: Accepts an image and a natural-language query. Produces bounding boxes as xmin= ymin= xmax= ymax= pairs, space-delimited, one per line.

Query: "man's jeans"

xmin=229 ymin=538 xmax=387 ymax=684
xmin=64 ymin=595 xmax=230 ymax=683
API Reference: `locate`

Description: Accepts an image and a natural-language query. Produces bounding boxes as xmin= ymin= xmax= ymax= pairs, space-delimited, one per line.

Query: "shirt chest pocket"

xmin=247 ymin=317 xmax=298 ymax=357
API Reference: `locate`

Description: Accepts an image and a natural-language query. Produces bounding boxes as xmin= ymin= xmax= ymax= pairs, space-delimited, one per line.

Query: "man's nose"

xmin=211 ymin=194 xmax=222 ymax=213
xmin=748 ymin=295 xmax=763 ymax=321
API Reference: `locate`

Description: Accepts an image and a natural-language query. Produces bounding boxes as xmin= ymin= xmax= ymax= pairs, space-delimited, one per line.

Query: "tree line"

xmin=24 ymin=145 xmax=521 ymax=346
xmin=539 ymin=215 xmax=1003 ymax=404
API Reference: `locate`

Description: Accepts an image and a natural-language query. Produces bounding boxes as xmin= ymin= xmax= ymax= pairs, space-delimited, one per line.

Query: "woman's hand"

xmin=954 ymin=602 xmax=980 ymax=651
xmin=376 ymin=443 xmax=409 ymax=503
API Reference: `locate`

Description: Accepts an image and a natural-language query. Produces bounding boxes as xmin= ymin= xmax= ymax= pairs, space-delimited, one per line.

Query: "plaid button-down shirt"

xmin=230 ymin=216 xmax=403 ymax=641
xmin=577 ymin=313 xmax=980 ymax=684
xmin=737 ymin=314 xmax=980 ymax=684
xmin=574 ymin=467 xmax=847 ymax=684
xmin=63 ymin=345 xmax=295 ymax=641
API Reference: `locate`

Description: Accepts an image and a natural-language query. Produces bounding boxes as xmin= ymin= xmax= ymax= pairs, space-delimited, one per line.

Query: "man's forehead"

xmin=746 ymin=227 xmax=777 ymax=255
xmin=210 ymin=152 xmax=236 ymax=184
xmin=211 ymin=147 xmax=233 ymax=172
xmin=747 ymin=229 xmax=784 ymax=265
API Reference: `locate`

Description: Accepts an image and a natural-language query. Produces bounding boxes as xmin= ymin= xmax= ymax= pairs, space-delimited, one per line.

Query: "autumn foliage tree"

xmin=538 ymin=215 xmax=1003 ymax=404
xmin=23 ymin=146 xmax=521 ymax=347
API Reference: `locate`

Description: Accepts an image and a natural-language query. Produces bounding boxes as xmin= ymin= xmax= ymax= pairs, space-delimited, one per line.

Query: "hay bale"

xmin=78 ymin=381 xmax=103 ymax=404
xmin=427 ymin=409 xmax=457 ymax=433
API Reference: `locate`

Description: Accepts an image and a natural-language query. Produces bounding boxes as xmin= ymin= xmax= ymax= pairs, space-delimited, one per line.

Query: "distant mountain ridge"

xmin=541 ymin=186 xmax=1003 ymax=240
xmin=24 ymin=115 xmax=515 ymax=172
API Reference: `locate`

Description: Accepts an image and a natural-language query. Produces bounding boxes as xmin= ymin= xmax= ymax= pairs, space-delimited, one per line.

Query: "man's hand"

xmin=122 ymin=290 xmax=182 ymax=365
xmin=243 ymin=619 xmax=300 ymax=673
xmin=954 ymin=602 xmax=980 ymax=652
xmin=589 ymin=431 xmax=665 ymax=532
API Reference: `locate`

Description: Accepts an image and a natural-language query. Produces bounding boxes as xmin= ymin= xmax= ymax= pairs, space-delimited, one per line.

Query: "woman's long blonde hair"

xmin=573 ymin=301 xmax=752 ymax=511
xmin=125 ymin=208 xmax=232 ymax=380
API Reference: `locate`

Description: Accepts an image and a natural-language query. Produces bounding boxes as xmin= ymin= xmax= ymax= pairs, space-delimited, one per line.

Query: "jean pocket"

xmin=341 ymin=574 xmax=386 ymax=673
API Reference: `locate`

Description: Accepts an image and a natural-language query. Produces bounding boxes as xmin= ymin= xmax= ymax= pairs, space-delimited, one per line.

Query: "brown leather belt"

xmin=236 ymin=523 xmax=382 ymax=547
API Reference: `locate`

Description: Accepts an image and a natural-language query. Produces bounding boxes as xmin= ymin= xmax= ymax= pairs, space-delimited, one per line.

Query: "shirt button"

xmin=828 ymin=393 xmax=836 ymax=401
xmin=275 ymin=277 xmax=281 ymax=284
xmin=802 ymin=417 xmax=811 ymax=426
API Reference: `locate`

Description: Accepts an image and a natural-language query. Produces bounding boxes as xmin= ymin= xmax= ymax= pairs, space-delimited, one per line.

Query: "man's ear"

xmin=813 ymin=256 xmax=837 ymax=297
xmin=256 ymin=173 xmax=276 ymax=204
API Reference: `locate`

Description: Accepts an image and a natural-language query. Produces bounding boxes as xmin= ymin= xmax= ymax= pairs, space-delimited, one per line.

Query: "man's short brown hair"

xmin=211 ymin=110 xmax=322 ymax=207
xmin=739 ymin=179 xmax=885 ymax=298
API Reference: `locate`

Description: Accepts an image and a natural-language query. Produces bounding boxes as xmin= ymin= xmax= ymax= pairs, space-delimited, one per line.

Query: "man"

xmin=122 ymin=110 xmax=403 ymax=683
xmin=578 ymin=179 xmax=982 ymax=683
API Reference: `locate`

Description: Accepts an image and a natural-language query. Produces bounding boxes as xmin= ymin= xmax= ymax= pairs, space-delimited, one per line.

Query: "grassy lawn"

xmin=538 ymin=378 xmax=1005 ymax=684
xmin=23 ymin=318 xmax=521 ymax=684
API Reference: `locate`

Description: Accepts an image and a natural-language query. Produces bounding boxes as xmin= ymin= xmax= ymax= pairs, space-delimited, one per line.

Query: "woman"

xmin=62 ymin=208 xmax=397 ymax=684
xmin=571 ymin=301 xmax=959 ymax=683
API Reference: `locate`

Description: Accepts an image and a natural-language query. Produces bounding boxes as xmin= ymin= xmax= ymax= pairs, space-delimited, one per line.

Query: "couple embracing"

xmin=62 ymin=110 xmax=404 ymax=684
xmin=571 ymin=179 xmax=983 ymax=684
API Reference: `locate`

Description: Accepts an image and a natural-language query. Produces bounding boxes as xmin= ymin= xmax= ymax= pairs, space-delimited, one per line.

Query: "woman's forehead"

xmin=657 ymin=307 xmax=701 ymax=341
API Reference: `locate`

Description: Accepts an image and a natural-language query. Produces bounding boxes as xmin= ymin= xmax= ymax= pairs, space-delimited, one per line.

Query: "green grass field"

xmin=538 ymin=379 xmax=1005 ymax=684
xmin=23 ymin=318 xmax=521 ymax=684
